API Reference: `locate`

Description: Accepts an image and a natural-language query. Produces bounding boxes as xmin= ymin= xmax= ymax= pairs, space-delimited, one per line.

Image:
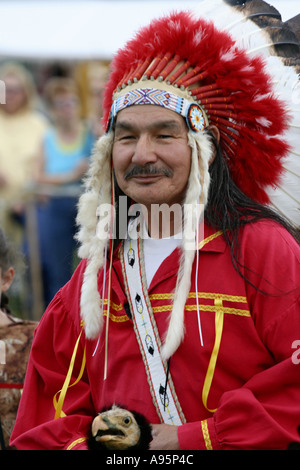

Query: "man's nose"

xmin=132 ymin=134 xmax=158 ymax=166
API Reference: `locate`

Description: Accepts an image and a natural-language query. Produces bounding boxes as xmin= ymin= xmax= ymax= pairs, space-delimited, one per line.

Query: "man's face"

xmin=112 ymin=105 xmax=191 ymax=210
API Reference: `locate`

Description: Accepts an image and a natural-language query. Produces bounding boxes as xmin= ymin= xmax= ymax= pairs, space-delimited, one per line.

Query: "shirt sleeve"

xmin=178 ymin=222 xmax=300 ymax=450
xmin=10 ymin=277 xmax=95 ymax=450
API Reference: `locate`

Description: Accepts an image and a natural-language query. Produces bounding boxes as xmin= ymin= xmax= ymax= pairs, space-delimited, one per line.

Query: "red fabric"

xmin=0 ymin=384 xmax=23 ymax=389
xmin=10 ymin=221 xmax=300 ymax=450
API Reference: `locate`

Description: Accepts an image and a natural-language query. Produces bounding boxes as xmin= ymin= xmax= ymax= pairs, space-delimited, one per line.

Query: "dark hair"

xmin=204 ymin=130 xmax=299 ymax=289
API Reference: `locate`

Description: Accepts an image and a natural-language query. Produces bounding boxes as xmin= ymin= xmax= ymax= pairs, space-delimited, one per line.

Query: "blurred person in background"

xmin=86 ymin=62 xmax=109 ymax=139
xmin=0 ymin=62 xmax=47 ymax=244
xmin=0 ymin=228 xmax=37 ymax=449
xmin=33 ymin=77 xmax=95 ymax=307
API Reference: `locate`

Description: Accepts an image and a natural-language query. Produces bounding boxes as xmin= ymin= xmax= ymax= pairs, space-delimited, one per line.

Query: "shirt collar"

xmin=198 ymin=223 xmax=227 ymax=253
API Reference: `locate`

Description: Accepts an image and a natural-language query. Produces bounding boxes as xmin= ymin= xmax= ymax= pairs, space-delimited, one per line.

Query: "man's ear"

xmin=206 ymin=125 xmax=220 ymax=166
xmin=1 ymin=267 xmax=15 ymax=293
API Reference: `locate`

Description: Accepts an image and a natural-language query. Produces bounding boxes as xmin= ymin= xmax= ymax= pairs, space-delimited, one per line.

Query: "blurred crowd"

xmin=0 ymin=59 xmax=109 ymax=320
xmin=0 ymin=59 xmax=109 ymax=448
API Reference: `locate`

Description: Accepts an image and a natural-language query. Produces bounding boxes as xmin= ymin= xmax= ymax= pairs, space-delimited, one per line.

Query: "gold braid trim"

xmin=153 ymin=304 xmax=250 ymax=316
xmin=150 ymin=292 xmax=247 ymax=303
xmin=198 ymin=230 xmax=223 ymax=249
xmin=66 ymin=437 xmax=88 ymax=450
xmin=201 ymin=419 xmax=213 ymax=450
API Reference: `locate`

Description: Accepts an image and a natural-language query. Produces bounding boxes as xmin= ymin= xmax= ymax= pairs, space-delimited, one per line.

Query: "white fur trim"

xmin=161 ymin=130 xmax=213 ymax=360
xmin=76 ymin=132 xmax=114 ymax=339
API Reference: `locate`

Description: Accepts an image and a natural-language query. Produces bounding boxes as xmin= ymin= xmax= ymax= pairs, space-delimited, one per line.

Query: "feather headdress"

xmin=198 ymin=0 xmax=300 ymax=225
xmin=76 ymin=7 xmax=297 ymax=359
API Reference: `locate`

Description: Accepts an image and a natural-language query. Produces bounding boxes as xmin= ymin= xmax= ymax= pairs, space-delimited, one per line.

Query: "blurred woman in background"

xmin=34 ymin=77 xmax=95 ymax=307
xmin=0 ymin=62 xmax=47 ymax=243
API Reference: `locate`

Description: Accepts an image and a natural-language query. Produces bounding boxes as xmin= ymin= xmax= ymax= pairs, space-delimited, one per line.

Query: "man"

xmin=11 ymin=11 xmax=300 ymax=450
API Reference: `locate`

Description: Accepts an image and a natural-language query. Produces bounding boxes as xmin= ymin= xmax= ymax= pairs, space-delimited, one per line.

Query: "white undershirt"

xmin=142 ymin=220 xmax=181 ymax=287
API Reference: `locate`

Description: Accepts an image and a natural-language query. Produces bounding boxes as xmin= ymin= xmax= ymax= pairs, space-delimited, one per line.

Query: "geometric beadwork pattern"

xmin=111 ymin=88 xmax=207 ymax=132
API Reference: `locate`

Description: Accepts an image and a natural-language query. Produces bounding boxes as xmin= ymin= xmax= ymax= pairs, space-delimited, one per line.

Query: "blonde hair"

xmin=0 ymin=61 xmax=37 ymax=110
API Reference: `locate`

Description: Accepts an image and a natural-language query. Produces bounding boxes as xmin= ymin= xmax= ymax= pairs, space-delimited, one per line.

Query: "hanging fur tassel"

xmin=161 ymin=130 xmax=213 ymax=360
xmin=76 ymin=132 xmax=114 ymax=339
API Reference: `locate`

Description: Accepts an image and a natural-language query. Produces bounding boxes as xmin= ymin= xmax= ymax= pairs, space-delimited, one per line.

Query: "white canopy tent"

xmin=0 ymin=0 xmax=205 ymax=61
xmin=0 ymin=0 xmax=298 ymax=61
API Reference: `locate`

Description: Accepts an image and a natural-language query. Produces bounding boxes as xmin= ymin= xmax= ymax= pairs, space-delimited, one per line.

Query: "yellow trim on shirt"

xmin=201 ymin=419 xmax=213 ymax=450
xmin=198 ymin=230 xmax=223 ymax=249
xmin=150 ymin=292 xmax=247 ymax=303
xmin=152 ymin=304 xmax=250 ymax=317
xmin=66 ymin=437 xmax=88 ymax=450
xmin=102 ymin=291 xmax=250 ymax=323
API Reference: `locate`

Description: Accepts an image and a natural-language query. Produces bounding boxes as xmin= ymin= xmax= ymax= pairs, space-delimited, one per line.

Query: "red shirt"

xmin=10 ymin=220 xmax=300 ymax=449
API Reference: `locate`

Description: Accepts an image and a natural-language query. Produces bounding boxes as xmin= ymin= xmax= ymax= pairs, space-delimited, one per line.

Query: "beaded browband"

xmin=109 ymin=83 xmax=209 ymax=133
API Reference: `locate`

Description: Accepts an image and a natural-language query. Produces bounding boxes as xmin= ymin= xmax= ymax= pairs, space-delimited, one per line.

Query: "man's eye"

xmin=120 ymin=135 xmax=135 ymax=141
xmin=158 ymin=134 xmax=172 ymax=139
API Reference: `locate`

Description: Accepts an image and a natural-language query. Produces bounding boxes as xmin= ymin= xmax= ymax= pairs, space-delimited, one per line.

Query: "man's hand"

xmin=149 ymin=424 xmax=180 ymax=450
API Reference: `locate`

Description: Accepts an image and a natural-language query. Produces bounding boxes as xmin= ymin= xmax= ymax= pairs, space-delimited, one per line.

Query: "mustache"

xmin=124 ymin=165 xmax=172 ymax=180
